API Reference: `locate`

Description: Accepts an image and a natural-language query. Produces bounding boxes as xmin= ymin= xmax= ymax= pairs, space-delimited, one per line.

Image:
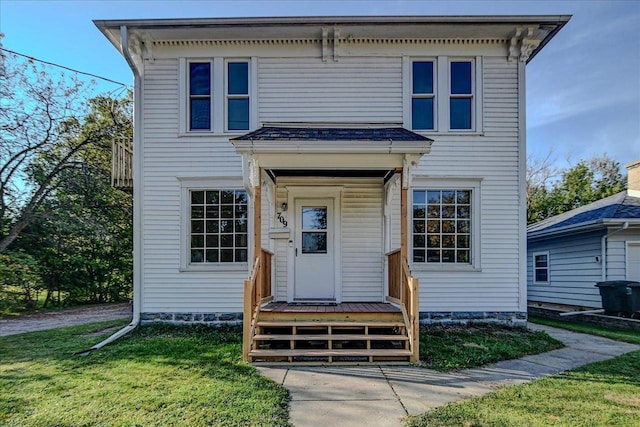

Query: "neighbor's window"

xmin=413 ymin=189 xmax=471 ymax=264
xmin=189 ymin=62 xmax=212 ymax=130
xmin=533 ymin=252 xmax=550 ymax=284
xmin=227 ymin=61 xmax=249 ymax=130
xmin=449 ymin=61 xmax=473 ymax=130
xmin=190 ymin=190 xmax=248 ymax=263
xmin=412 ymin=61 xmax=435 ymax=130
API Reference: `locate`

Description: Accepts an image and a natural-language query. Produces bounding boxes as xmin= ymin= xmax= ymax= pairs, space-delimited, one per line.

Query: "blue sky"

xmin=1 ymin=0 xmax=639 ymax=172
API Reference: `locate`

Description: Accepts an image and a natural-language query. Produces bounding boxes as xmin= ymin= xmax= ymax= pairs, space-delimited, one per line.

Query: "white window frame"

xmin=179 ymin=177 xmax=251 ymax=272
xmin=225 ymin=59 xmax=251 ymax=133
xmin=533 ymin=251 xmax=550 ymax=284
xmin=404 ymin=56 xmax=483 ymax=134
xmin=186 ymin=60 xmax=213 ymax=132
xmin=449 ymin=59 xmax=474 ymax=131
xmin=179 ymin=57 xmax=258 ymax=136
xmin=410 ymin=59 xmax=437 ymax=131
xmin=410 ymin=178 xmax=482 ymax=271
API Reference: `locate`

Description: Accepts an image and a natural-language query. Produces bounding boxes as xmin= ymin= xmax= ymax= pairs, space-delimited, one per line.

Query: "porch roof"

xmin=231 ymin=126 xmax=433 ymax=155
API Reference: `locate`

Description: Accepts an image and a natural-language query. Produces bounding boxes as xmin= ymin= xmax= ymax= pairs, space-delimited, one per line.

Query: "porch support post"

xmin=399 ymin=167 xmax=408 ymax=259
xmin=253 ymin=184 xmax=262 ymax=261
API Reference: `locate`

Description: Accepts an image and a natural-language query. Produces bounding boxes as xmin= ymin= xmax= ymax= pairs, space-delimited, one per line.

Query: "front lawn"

xmin=0 ymin=321 xmax=289 ymax=426
xmin=407 ymin=322 xmax=640 ymax=426
xmin=419 ymin=324 xmax=564 ymax=371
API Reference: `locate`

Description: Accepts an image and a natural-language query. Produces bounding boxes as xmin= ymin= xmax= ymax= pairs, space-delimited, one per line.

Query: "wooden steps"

xmin=249 ymin=315 xmax=412 ymax=364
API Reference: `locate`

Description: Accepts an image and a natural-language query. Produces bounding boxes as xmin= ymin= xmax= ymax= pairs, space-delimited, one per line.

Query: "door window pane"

xmin=302 ymin=232 xmax=327 ymax=254
xmin=302 ymin=207 xmax=327 ymax=230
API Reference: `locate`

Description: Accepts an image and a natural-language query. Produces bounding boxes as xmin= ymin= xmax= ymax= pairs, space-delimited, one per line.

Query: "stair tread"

xmin=256 ymin=321 xmax=405 ymax=327
xmin=253 ymin=334 xmax=408 ymax=341
xmin=250 ymin=349 xmax=412 ymax=357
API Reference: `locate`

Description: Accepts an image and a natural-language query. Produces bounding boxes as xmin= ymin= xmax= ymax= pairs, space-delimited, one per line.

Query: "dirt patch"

xmin=0 ymin=303 xmax=131 ymax=337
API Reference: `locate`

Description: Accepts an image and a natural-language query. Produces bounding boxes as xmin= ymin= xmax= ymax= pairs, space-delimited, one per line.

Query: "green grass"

xmin=0 ymin=321 xmax=289 ymax=427
xmin=419 ymin=325 xmax=564 ymax=371
xmin=406 ymin=322 xmax=640 ymax=427
xmin=529 ymin=316 xmax=640 ymax=345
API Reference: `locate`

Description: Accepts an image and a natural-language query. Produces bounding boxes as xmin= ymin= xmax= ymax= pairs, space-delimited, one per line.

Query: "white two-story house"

xmin=96 ymin=15 xmax=569 ymax=363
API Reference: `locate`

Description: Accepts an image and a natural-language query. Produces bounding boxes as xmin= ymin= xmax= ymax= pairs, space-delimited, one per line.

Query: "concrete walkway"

xmin=257 ymin=323 xmax=640 ymax=427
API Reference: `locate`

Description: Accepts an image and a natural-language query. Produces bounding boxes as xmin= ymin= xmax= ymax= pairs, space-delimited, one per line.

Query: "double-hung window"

xmin=412 ymin=189 xmax=472 ymax=264
xmin=226 ymin=61 xmax=250 ymax=131
xmin=189 ymin=62 xmax=212 ymax=131
xmin=449 ymin=61 xmax=473 ymax=130
xmin=190 ymin=189 xmax=248 ymax=264
xmin=533 ymin=252 xmax=550 ymax=284
xmin=411 ymin=61 xmax=435 ymax=130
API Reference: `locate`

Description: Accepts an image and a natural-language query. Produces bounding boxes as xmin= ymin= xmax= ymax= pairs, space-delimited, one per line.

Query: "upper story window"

xmin=411 ymin=61 xmax=435 ymax=130
xmin=226 ymin=61 xmax=250 ymax=131
xmin=181 ymin=58 xmax=254 ymax=134
xmin=450 ymin=61 xmax=473 ymax=130
xmin=189 ymin=63 xmax=212 ymax=131
xmin=406 ymin=57 xmax=480 ymax=133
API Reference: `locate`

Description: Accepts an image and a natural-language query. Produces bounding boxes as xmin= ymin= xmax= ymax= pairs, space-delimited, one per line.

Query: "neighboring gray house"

xmin=527 ymin=160 xmax=640 ymax=309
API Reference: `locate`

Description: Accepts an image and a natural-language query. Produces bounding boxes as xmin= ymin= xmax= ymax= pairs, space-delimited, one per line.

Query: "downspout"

xmin=78 ymin=25 xmax=142 ymax=354
xmin=601 ymin=222 xmax=629 ymax=281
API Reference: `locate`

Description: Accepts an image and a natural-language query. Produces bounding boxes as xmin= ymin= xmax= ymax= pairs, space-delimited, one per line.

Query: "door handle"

xmin=295 ymin=248 xmax=298 ymax=256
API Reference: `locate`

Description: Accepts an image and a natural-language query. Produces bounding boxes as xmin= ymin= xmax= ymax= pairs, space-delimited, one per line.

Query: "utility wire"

xmin=0 ymin=46 xmax=131 ymax=87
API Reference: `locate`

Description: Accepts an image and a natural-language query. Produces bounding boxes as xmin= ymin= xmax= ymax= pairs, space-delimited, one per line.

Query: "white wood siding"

xmin=138 ymin=46 xmax=528 ymax=314
xmin=258 ymin=57 xmax=403 ymax=123
xmin=527 ymin=230 xmax=605 ymax=308
xmin=141 ymin=59 xmax=247 ymax=313
xmin=411 ymin=57 xmax=522 ymax=312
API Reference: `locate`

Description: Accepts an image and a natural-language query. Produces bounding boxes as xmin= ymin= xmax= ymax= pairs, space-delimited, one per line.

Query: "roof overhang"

xmin=230 ymin=125 xmax=433 ymax=155
xmin=95 ymin=15 xmax=570 ymax=72
xmin=527 ymin=219 xmax=640 ymax=241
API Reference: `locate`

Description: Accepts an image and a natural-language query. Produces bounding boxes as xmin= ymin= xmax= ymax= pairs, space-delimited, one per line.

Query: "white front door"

xmin=628 ymin=243 xmax=640 ymax=281
xmin=294 ymin=198 xmax=335 ymax=300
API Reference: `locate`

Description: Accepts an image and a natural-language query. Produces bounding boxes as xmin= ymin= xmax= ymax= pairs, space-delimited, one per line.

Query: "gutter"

xmin=77 ymin=25 xmax=142 ymax=355
xmin=601 ymin=222 xmax=629 ymax=281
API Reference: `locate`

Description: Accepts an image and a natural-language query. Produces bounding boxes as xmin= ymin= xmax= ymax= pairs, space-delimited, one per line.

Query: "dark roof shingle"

xmin=231 ymin=126 xmax=432 ymax=142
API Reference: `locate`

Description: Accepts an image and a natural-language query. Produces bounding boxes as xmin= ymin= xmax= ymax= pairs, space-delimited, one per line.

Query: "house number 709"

xmin=277 ymin=212 xmax=288 ymax=227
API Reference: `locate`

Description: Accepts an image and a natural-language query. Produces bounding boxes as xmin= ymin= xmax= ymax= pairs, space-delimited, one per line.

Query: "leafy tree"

xmin=0 ymin=39 xmax=130 ymax=251
xmin=0 ymin=251 xmax=42 ymax=311
xmin=527 ymin=154 xmax=627 ymax=224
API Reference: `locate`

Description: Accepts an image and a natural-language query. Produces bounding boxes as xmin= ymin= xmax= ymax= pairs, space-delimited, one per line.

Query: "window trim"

xmin=410 ymin=178 xmax=482 ymax=271
xmin=225 ymin=59 xmax=251 ymax=132
xmin=186 ymin=60 xmax=214 ymax=132
xmin=410 ymin=59 xmax=437 ymax=131
xmin=179 ymin=57 xmax=257 ymax=136
xmin=533 ymin=251 xmax=550 ymax=284
xmin=179 ymin=177 xmax=251 ymax=272
xmin=404 ymin=56 xmax=483 ymax=134
xmin=449 ymin=59 xmax=474 ymax=131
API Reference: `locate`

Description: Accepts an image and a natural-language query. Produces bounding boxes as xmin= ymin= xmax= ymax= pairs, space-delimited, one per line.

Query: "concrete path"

xmin=0 ymin=303 xmax=132 ymax=336
xmin=257 ymin=323 xmax=640 ymax=427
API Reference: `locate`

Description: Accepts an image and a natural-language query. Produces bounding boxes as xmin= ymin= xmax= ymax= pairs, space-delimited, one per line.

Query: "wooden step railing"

xmin=111 ymin=137 xmax=133 ymax=191
xmin=386 ymin=249 xmax=419 ymax=363
xmin=242 ymin=248 xmax=274 ymax=361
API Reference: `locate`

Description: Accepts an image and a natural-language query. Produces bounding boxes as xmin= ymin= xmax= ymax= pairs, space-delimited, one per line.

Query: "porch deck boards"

xmin=261 ymin=302 xmax=401 ymax=313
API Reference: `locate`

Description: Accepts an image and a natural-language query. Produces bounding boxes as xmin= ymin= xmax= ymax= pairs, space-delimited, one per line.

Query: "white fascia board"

xmin=231 ymin=140 xmax=432 ymax=155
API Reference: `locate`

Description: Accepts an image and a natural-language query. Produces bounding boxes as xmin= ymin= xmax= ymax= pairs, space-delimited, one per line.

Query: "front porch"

xmin=243 ymin=248 xmax=419 ymax=364
xmin=235 ymin=125 xmax=429 ymax=364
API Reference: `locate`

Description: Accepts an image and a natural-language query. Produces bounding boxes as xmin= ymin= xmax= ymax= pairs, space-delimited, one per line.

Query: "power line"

xmin=0 ymin=47 xmax=132 ymax=87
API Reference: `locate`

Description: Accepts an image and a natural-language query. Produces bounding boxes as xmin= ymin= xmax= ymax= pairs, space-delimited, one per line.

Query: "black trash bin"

xmin=595 ymin=280 xmax=640 ymax=314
